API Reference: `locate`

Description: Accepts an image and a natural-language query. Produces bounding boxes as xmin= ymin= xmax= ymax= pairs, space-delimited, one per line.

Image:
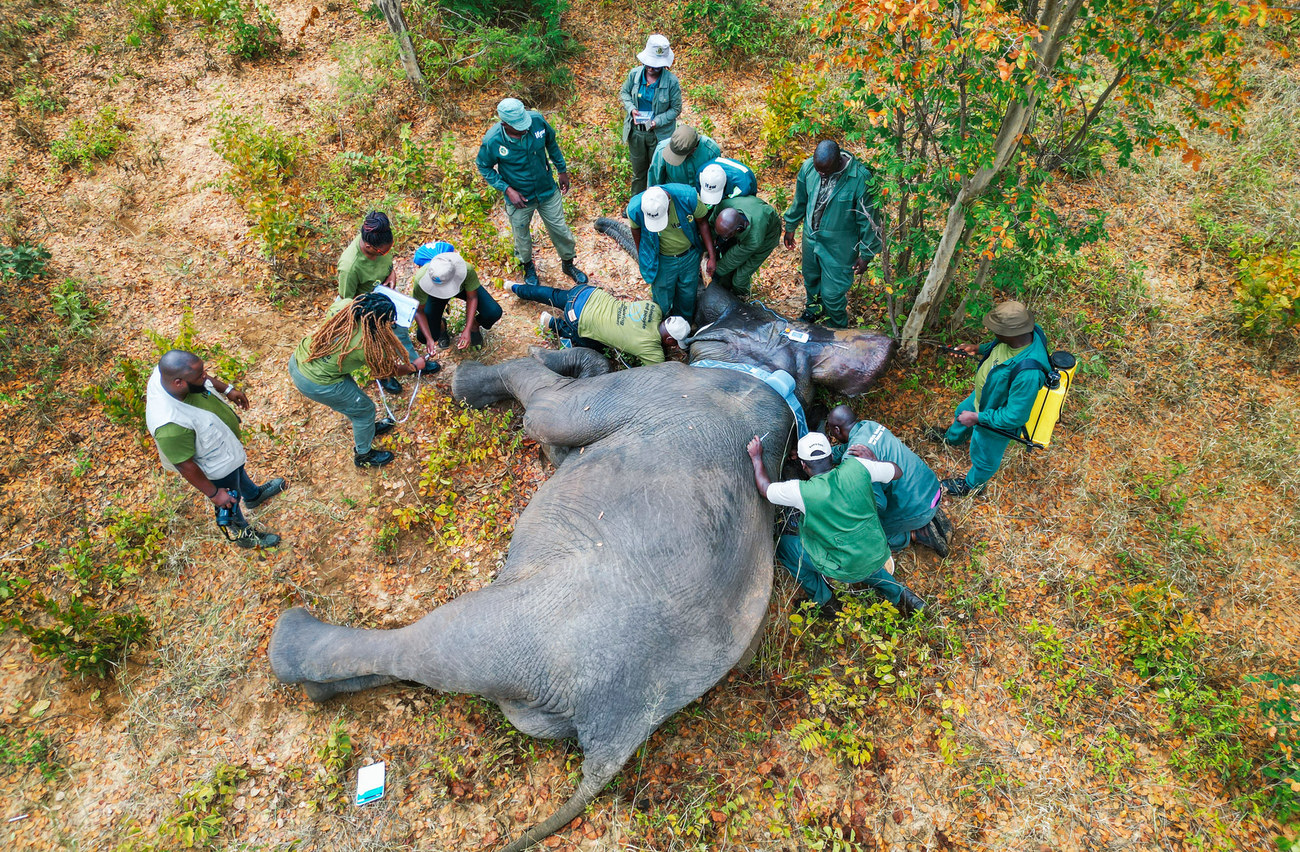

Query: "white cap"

xmin=641 ymin=187 xmax=670 ymax=233
xmin=698 ymin=163 xmax=727 ymax=205
xmin=662 ymin=316 xmax=690 ymax=345
xmin=797 ymin=432 xmax=833 ymax=462
xmin=417 ymin=252 xmax=468 ymax=299
xmin=637 ymin=34 xmax=674 ymax=68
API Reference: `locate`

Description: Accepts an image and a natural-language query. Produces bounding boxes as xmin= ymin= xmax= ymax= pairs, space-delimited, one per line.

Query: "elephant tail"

xmin=594 ymin=217 xmax=635 ymax=258
xmin=498 ymin=771 xmax=613 ymax=852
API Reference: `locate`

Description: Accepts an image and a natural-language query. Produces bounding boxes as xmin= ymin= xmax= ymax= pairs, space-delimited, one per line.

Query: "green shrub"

xmin=90 ymin=304 xmax=255 ymax=434
xmin=0 ymin=243 xmax=50 ymax=281
xmin=50 ymin=107 xmax=128 ymax=173
xmin=125 ymin=0 xmax=279 ymax=59
xmin=316 ymin=35 xmax=406 ymax=151
xmin=0 ymin=726 xmax=60 ymax=781
xmin=50 ymin=277 xmax=102 ymax=336
xmin=1235 ymin=244 xmax=1300 ymax=337
xmin=5 ymin=594 xmax=150 ymax=679
xmin=680 ymin=0 xmax=793 ymax=60
xmin=211 ymin=105 xmax=314 ymax=274
xmin=1249 ymin=673 xmax=1300 ymax=824
xmin=159 ymin=763 xmax=248 ymax=849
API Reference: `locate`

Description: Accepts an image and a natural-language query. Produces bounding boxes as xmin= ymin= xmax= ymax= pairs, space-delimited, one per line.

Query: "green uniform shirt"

xmin=635 ymin=199 xmax=709 ymax=257
xmin=293 ymin=302 xmax=365 ymax=386
xmin=972 ymin=342 xmax=1028 ymax=412
xmin=153 ymin=392 xmax=243 ymax=466
xmin=712 ymin=195 xmax=781 ymax=277
xmin=647 ymin=134 xmax=722 ymax=188
xmin=797 ymin=459 xmax=891 ymax=581
xmin=577 ymin=289 xmax=665 ymax=365
xmin=832 ymin=420 xmax=940 ymax=528
xmin=782 ymin=155 xmax=881 ymax=264
xmin=413 ymin=264 xmax=481 ymax=308
xmin=970 ymin=327 xmax=1052 ymax=432
xmin=475 ymin=112 xmax=567 ymax=201
xmin=337 ymin=236 xmax=394 ymax=299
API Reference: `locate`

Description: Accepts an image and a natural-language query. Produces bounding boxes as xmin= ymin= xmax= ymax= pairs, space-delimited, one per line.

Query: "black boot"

xmin=379 ymin=377 xmax=402 ymax=394
xmin=523 ymin=261 xmax=540 ymax=288
xmin=233 ymin=525 xmax=281 ymax=549
xmin=931 ymin=507 xmax=954 ymax=541
xmin=244 ymin=477 xmax=286 ymax=510
xmin=941 ymin=477 xmax=984 ymax=497
xmin=798 ymin=297 xmax=823 ymax=324
xmin=896 ymin=587 xmax=926 ymax=618
xmin=354 ymin=448 xmax=395 ymax=468
xmin=913 ymin=519 xmax=950 ymax=558
xmin=562 ymin=259 xmax=589 ymax=284
xmin=374 ymin=417 xmax=397 ymax=436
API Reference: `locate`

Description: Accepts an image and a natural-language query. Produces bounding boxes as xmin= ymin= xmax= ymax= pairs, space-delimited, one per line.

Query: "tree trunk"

xmin=898 ymin=0 xmax=1086 ymax=360
xmin=374 ymin=0 xmax=429 ymax=99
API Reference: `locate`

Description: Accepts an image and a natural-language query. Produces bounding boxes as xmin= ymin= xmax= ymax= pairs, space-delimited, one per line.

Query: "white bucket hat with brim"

xmin=638 ymin=34 xmax=674 ymax=68
xmin=418 ymin=252 xmax=468 ymax=299
xmin=640 ymin=187 xmax=671 ymax=233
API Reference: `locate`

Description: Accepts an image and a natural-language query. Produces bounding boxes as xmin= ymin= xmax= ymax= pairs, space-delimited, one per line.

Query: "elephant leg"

xmin=302 ymin=674 xmax=399 ymax=703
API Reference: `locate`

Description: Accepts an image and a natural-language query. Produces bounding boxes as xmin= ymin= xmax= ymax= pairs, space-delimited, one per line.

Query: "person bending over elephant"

xmin=748 ymin=431 xmax=927 ymax=619
xmin=288 ymin=293 xmax=433 ymax=469
xmin=826 ymin=405 xmax=951 ymax=557
xmin=511 ymin=280 xmax=689 ymax=366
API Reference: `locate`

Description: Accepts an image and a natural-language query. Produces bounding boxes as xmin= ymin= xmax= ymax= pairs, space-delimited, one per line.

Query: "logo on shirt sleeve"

xmin=499 ymin=145 xmax=508 ymax=157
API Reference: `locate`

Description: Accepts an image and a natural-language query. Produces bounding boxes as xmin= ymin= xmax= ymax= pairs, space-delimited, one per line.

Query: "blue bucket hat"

xmin=497 ymin=98 xmax=532 ymax=132
xmin=412 ymin=241 xmax=455 ymax=267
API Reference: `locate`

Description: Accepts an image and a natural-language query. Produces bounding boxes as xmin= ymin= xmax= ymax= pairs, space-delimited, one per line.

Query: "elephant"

xmin=268 ymin=234 xmax=895 ymax=850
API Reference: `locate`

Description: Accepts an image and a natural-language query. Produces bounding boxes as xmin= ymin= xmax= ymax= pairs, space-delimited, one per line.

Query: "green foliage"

xmin=159 ymin=763 xmax=248 ymax=849
xmin=0 ymin=726 xmax=60 ymax=781
xmin=5 ymin=595 xmax=149 ymax=679
xmin=428 ymin=137 xmax=513 ymax=268
xmin=550 ymin=110 xmax=630 ymax=197
xmin=1118 ymin=583 xmax=1247 ymax=783
xmin=313 ymin=123 xmax=433 ymax=228
xmin=12 ymin=74 xmax=66 ymax=115
xmin=314 ymin=718 xmax=353 ymax=809
xmin=0 ymin=243 xmax=50 ymax=281
xmin=125 ymin=0 xmax=280 ymax=58
xmin=761 ymin=63 xmax=845 ymax=171
xmin=679 ymin=0 xmax=793 ymax=60
xmin=316 ymin=35 xmax=405 ymax=151
xmin=90 ymin=304 xmax=255 ymax=434
xmin=50 ymin=107 xmax=128 ymax=174
xmin=211 ymin=105 xmax=314 ymax=276
xmin=1249 ymin=673 xmax=1300 ymax=823
xmin=1235 ymin=245 xmax=1300 ymax=337
xmin=407 ymin=0 xmax=580 ymax=99
xmin=50 ymin=277 xmax=103 ymax=336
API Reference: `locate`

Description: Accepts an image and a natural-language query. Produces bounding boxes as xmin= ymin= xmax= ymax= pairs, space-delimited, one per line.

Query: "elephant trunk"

xmin=452 ymin=348 xmax=610 ymax=410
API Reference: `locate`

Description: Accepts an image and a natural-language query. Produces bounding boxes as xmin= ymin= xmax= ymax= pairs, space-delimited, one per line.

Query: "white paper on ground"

xmin=355 ymin=761 xmax=386 ymax=805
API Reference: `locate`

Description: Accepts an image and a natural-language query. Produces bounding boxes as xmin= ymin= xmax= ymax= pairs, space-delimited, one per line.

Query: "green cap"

xmin=497 ymin=98 xmax=532 ymax=132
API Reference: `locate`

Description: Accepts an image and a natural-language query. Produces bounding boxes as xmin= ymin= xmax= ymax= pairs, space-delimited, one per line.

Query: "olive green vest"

xmin=797 ymin=461 xmax=891 ymax=582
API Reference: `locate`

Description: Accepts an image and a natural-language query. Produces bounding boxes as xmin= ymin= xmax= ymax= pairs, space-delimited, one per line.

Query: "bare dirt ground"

xmin=1 ymin=2 xmax=1298 ymax=851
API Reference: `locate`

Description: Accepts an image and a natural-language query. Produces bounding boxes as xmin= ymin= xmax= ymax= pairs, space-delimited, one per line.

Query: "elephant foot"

xmin=301 ymin=674 xmax=399 ymax=703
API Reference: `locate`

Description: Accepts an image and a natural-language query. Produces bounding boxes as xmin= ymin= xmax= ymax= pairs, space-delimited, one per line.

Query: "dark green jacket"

xmin=797 ymin=460 xmax=891 ymax=582
xmin=973 ymin=326 xmax=1052 ymax=433
xmin=647 ymin=134 xmax=722 ymax=189
xmin=619 ymin=66 xmax=682 ymax=144
xmin=831 ymin=420 xmax=940 ymax=531
xmin=476 ymin=111 xmax=567 ymax=201
xmin=782 ymin=154 xmax=881 ymax=264
xmin=712 ymin=195 xmax=781 ymax=278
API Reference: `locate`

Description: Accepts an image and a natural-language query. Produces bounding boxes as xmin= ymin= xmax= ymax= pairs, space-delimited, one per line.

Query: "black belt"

xmin=663 ymin=247 xmax=694 ymax=258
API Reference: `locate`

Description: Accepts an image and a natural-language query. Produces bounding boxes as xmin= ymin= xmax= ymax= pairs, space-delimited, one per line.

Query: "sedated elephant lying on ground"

xmin=269 ymin=278 xmax=894 ymax=850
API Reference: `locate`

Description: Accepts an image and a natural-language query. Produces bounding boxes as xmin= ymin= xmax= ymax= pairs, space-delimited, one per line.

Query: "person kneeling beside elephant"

xmin=748 ymin=431 xmax=926 ymax=619
xmin=512 ymin=281 xmax=690 ymax=366
xmin=825 ymin=405 xmax=951 ymax=557
xmin=410 ymin=242 xmax=502 ymax=351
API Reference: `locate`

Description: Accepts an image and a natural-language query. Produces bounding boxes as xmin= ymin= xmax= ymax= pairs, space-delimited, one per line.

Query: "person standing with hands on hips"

xmin=476 ymin=97 xmax=588 ymax=290
xmin=619 ymin=34 xmax=682 ymax=196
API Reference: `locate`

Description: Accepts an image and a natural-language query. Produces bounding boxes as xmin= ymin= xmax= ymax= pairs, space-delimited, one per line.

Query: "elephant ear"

xmin=528 ymin=346 xmax=612 ymax=379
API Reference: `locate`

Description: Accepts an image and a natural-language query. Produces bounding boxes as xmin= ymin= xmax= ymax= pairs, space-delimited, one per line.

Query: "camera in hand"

xmin=215 ymin=489 xmax=240 ymax=527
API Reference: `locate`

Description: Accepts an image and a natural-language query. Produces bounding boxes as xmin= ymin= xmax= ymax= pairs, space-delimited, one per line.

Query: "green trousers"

xmin=776 ymin=534 xmax=904 ymax=607
xmin=715 ymin=233 xmax=779 ymax=297
xmin=504 ymin=190 xmax=576 ymax=266
xmin=651 ymin=249 xmax=702 ymax=320
xmin=800 ymin=235 xmax=857 ymax=327
xmin=628 ymin=128 xmax=658 ymax=196
xmin=943 ymin=392 xmax=1012 ymax=488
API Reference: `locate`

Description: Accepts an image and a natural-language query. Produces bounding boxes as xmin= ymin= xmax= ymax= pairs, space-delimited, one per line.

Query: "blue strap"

xmin=692 ymin=359 xmax=808 ymax=438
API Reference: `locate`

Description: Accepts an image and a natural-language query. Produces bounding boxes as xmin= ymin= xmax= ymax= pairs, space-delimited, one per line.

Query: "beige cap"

xmin=982 ymin=300 xmax=1035 ymax=335
xmin=662 ymin=126 xmax=699 ymax=166
xmin=418 ymin=252 xmax=468 ymax=299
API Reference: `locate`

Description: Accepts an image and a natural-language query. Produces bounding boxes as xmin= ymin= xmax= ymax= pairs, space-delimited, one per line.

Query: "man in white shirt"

xmin=747 ymin=432 xmax=926 ymax=618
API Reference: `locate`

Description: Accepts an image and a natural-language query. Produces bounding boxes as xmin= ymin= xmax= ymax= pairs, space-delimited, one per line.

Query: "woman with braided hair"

xmin=289 ymin=293 xmax=434 ymax=468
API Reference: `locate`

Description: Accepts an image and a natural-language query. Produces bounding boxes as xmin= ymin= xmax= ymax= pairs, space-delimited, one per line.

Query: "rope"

xmin=374 ymin=369 xmax=424 ymax=424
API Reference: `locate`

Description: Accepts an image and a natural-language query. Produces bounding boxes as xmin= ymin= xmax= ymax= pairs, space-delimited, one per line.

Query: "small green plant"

xmin=314 ymin=717 xmax=353 ymax=809
xmin=125 ymin=0 xmax=279 ymax=58
xmin=0 ymin=243 xmax=51 ymax=281
xmin=5 ymin=595 xmax=150 ymax=679
xmin=50 ymin=277 xmax=103 ymax=335
xmin=50 ymin=107 xmax=128 ymax=174
xmin=1234 ymin=244 xmax=1300 ymax=337
xmin=0 ymin=726 xmax=60 ymax=781
xmin=1250 ymin=673 xmax=1300 ymax=823
xmin=159 ymin=763 xmax=248 ymax=849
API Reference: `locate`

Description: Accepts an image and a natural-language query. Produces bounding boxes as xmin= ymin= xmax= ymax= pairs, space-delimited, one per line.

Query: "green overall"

xmin=832 ymin=420 xmax=941 ymax=549
xmin=944 ymin=326 xmax=1051 ymax=488
xmin=782 ymin=155 xmax=881 ymax=327
xmin=711 ymin=195 xmax=781 ymax=296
